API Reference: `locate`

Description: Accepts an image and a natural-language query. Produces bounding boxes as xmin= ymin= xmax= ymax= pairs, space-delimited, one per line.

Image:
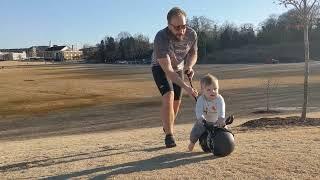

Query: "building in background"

xmin=26 ymin=46 xmax=49 ymax=59
xmin=0 ymin=47 xmax=45 ymax=60
xmin=1 ymin=45 xmax=83 ymax=61
xmin=0 ymin=52 xmax=5 ymax=61
xmin=0 ymin=48 xmax=27 ymax=60
xmin=1 ymin=51 xmax=27 ymax=60
xmin=44 ymin=45 xmax=83 ymax=61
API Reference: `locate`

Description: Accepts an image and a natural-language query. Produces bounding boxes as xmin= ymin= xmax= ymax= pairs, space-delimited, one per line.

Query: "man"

xmin=151 ymin=7 xmax=198 ymax=148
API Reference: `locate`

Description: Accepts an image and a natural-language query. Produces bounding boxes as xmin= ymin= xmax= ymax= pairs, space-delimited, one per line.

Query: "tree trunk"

xmin=267 ymin=79 xmax=270 ymax=112
xmin=301 ymin=24 xmax=310 ymax=121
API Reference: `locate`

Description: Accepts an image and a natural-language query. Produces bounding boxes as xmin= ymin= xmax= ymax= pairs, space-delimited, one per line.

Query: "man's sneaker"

xmin=165 ymin=134 xmax=177 ymax=148
xmin=225 ymin=115 xmax=234 ymax=125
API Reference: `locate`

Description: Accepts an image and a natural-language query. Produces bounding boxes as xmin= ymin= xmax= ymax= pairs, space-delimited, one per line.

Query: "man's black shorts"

xmin=152 ymin=66 xmax=183 ymax=100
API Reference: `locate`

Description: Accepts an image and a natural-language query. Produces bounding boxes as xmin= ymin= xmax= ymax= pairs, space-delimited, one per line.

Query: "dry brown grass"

xmin=0 ymin=61 xmax=320 ymax=179
xmin=0 ymin=63 xmax=157 ymax=116
xmin=0 ymin=119 xmax=319 ymax=179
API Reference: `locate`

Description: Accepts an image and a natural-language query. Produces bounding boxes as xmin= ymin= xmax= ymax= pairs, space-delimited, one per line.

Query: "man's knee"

xmin=173 ymin=100 xmax=181 ymax=112
xmin=173 ymin=99 xmax=181 ymax=106
xmin=162 ymin=91 xmax=174 ymax=104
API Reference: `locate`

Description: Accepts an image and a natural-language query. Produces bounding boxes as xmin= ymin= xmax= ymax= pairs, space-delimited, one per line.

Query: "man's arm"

xmin=158 ymin=55 xmax=189 ymax=89
xmin=185 ymin=30 xmax=198 ymax=71
xmin=185 ymin=50 xmax=197 ymax=70
xmin=184 ymin=33 xmax=198 ymax=79
xmin=158 ymin=55 xmax=198 ymax=98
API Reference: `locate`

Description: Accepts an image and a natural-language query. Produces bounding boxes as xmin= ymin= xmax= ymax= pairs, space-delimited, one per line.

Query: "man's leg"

xmin=161 ymin=91 xmax=177 ymax=148
xmin=161 ymin=91 xmax=175 ymax=135
xmin=152 ymin=66 xmax=181 ymax=147
xmin=152 ymin=66 xmax=174 ymax=136
xmin=172 ymin=99 xmax=182 ymax=131
xmin=172 ymin=72 xmax=183 ymax=132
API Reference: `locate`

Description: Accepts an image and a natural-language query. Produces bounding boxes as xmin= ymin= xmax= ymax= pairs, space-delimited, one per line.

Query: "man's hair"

xmin=167 ymin=7 xmax=187 ymax=23
xmin=200 ymin=74 xmax=219 ymax=88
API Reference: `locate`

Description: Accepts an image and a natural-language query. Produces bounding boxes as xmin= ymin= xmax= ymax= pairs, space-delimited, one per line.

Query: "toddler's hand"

xmin=216 ymin=117 xmax=226 ymax=128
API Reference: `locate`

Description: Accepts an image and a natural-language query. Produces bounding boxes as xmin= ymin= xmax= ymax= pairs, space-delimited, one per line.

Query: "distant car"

xmin=115 ymin=60 xmax=128 ymax=64
xmin=271 ymin=59 xmax=279 ymax=64
xmin=142 ymin=58 xmax=151 ymax=64
xmin=265 ymin=59 xmax=279 ymax=64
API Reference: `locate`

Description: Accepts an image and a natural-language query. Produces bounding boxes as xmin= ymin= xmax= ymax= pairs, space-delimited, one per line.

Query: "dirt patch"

xmin=252 ymin=110 xmax=282 ymax=114
xmin=240 ymin=116 xmax=320 ymax=128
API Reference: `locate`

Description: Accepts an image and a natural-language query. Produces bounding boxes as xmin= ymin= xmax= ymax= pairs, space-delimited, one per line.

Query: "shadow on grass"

xmin=0 ymin=145 xmax=171 ymax=173
xmin=0 ymin=148 xmax=121 ymax=173
xmin=43 ymin=152 xmax=215 ymax=179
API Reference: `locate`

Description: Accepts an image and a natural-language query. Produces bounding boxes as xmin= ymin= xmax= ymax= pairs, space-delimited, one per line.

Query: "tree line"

xmin=90 ymin=32 xmax=152 ymax=63
xmin=88 ymin=8 xmax=320 ymax=63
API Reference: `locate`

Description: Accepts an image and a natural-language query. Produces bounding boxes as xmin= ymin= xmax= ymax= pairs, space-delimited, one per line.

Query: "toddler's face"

xmin=202 ymin=83 xmax=219 ymax=100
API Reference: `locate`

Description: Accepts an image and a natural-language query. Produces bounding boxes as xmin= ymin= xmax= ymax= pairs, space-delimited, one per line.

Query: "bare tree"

xmin=263 ymin=78 xmax=278 ymax=112
xmin=277 ymin=0 xmax=320 ymax=120
xmin=117 ymin=32 xmax=132 ymax=41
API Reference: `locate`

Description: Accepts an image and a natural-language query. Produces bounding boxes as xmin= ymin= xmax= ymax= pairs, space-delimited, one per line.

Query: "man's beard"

xmin=175 ymin=33 xmax=184 ymax=41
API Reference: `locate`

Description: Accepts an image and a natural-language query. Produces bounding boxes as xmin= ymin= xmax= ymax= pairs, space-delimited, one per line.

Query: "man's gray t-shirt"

xmin=151 ymin=26 xmax=198 ymax=71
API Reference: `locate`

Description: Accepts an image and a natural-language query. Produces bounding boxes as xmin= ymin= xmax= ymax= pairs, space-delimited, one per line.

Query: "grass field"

xmin=0 ymin=61 xmax=319 ymax=179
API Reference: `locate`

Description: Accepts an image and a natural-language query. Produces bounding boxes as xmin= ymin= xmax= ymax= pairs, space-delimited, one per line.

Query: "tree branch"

xmin=278 ymin=0 xmax=320 ymax=24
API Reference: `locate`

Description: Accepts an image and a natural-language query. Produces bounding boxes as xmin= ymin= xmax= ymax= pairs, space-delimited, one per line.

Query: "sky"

xmin=0 ymin=0 xmax=289 ymax=49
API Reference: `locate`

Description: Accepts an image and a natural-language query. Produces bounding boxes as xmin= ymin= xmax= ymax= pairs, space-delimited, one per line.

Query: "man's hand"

xmin=216 ymin=117 xmax=226 ymax=128
xmin=185 ymin=85 xmax=198 ymax=100
xmin=184 ymin=67 xmax=194 ymax=80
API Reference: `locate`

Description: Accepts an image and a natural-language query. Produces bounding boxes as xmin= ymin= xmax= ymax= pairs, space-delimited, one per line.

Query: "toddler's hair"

xmin=200 ymin=73 xmax=219 ymax=87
